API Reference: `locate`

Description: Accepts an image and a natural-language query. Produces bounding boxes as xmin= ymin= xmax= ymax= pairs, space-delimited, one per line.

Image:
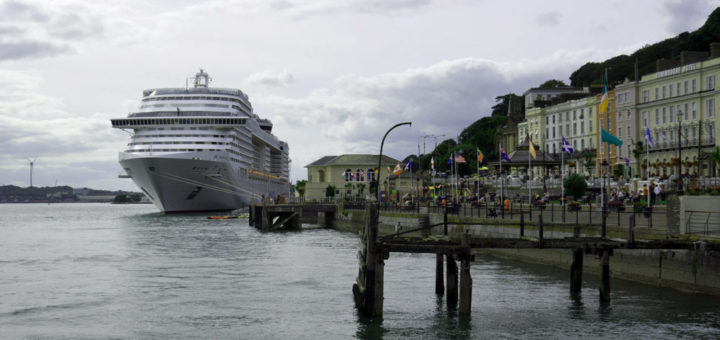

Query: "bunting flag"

xmin=393 ymin=163 xmax=403 ymax=175
xmin=454 ymin=153 xmax=466 ymax=163
xmin=477 ymin=149 xmax=484 ymax=164
xmin=625 ymin=157 xmax=630 ymax=166
xmin=528 ymin=139 xmax=537 ymax=160
xmin=500 ymin=145 xmax=511 ymax=162
xmin=405 ymin=159 xmax=412 ymax=171
xmin=645 ymin=125 xmax=655 ymax=149
xmin=600 ymin=69 xmax=609 ymax=114
xmin=431 ymin=157 xmax=435 ymax=171
xmin=561 ymin=135 xmax=574 ymax=154
xmin=447 ymin=156 xmax=452 ymax=168
xmin=601 ymin=128 xmax=623 ymax=146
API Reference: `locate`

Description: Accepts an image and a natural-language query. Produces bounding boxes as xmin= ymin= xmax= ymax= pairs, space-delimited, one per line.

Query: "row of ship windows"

xmin=129 ymin=111 xmax=238 ymax=118
xmin=126 ymin=148 xmax=224 ymax=153
xmin=142 ymin=95 xmax=252 ymax=112
xmin=128 ymin=141 xmax=228 ymax=146
xmin=134 ymin=134 xmax=227 ymax=138
xmin=112 ymin=118 xmax=246 ymax=126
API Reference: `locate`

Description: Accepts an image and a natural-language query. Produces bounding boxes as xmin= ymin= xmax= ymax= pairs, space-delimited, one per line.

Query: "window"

xmin=627 ymin=145 xmax=631 ymax=158
xmin=545 ymin=128 xmax=549 ymax=139
xmin=655 ymin=109 xmax=659 ymax=124
xmin=627 ymin=110 xmax=631 ymax=120
xmin=552 ymin=144 xmax=556 ymax=153
xmin=627 ymin=126 xmax=630 ymax=139
xmin=642 ymin=111 xmax=648 ymax=127
xmin=618 ymin=111 xmax=622 ymax=120
xmin=566 ymin=112 xmax=569 ymax=121
xmin=619 ymin=126 xmax=622 ymax=138
xmin=552 ymin=126 xmax=556 ymax=138
xmin=655 ymin=87 xmax=659 ymax=100
xmin=662 ymin=107 xmax=666 ymax=124
xmin=546 ymin=116 xmax=549 ymax=124
xmin=669 ymin=85 xmax=674 ymax=97
xmin=662 ymin=86 xmax=666 ymax=99
xmin=670 ymin=105 xmax=674 ymax=122
xmin=552 ymin=115 xmax=555 ymax=123
xmin=707 ymin=98 xmax=715 ymax=118
xmin=642 ymin=90 xmax=649 ymax=103
xmin=692 ymin=102 xmax=697 ymax=119
xmin=573 ymin=110 xmax=576 ymax=120
xmin=589 ymin=120 xmax=592 ymax=132
xmin=581 ymin=121 xmax=584 ymax=134
xmin=692 ymin=79 xmax=697 ymax=93
xmin=684 ymin=80 xmax=688 ymax=94
xmin=685 ymin=103 xmax=689 ymax=120
xmin=707 ymin=75 xmax=716 ymax=90
xmin=676 ymin=82 xmax=680 ymax=96
xmin=566 ymin=124 xmax=570 ymax=136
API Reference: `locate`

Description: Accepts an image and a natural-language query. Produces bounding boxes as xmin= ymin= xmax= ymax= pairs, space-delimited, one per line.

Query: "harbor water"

xmin=1 ymin=203 xmax=719 ymax=339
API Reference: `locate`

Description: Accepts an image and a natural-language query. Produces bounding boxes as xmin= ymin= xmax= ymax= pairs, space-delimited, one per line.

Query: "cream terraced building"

xmin=637 ymin=57 xmax=719 ymax=177
xmin=615 ymin=78 xmax=641 ymax=177
xmin=304 ymin=154 xmax=400 ymax=200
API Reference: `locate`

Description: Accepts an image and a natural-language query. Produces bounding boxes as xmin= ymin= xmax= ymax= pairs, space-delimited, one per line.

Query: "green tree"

xmin=632 ymin=141 xmax=645 ymax=179
xmin=564 ymin=173 xmax=587 ymax=199
xmin=583 ymin=151 xmax=594 ymax=176
xmin=539 ymin=79 xmax=568 ymax=88
xmin=295 ymin=180 xmax=307 ymax=197
xmin=325 ymin=185 xmax=336 ymax=198
xmin=613 ymin=164 xmax=625 ymax=179
xmin=710 ymin=146 xmax=720 ymax=177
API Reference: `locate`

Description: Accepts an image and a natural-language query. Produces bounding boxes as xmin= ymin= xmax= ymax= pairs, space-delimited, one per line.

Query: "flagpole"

xmin=646 ymin=139 xmax=650 ymax=209
xmin=529 ymin=147 xmax=532 ymax=207
xmin=561 ymin=144 xmax=564 ymax=206
xmin=477 ymin=148 xmax=480 ymax=201
xmin=499 ymin=144 xmax=504 ymax=207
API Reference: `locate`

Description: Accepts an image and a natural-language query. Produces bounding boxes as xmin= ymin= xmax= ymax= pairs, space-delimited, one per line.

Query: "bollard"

xmin=599 ymin=249 xmax=611 ymax=302
xmin=435 ymin=254 xmax=444 ymax=295
xmin=520 ymin=212 xmax=525 ymax=237
xmin=538 ymin=210 xmax=544 ymax=247
xmin=444 ymin=210 xmax=448 ymax=236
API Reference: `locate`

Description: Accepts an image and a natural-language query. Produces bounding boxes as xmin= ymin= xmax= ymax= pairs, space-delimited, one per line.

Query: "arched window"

xmin=345 ymin=169 xmax=353 ymax=182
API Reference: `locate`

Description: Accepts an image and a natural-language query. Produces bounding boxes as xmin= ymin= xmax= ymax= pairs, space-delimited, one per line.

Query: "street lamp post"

xmin=677 ymin=114 xmax=683 ymax=194
xmin=601 ymin=159 xmax=609 ymax=238
xmin=377 ymin=122 xmax=412 ymax=201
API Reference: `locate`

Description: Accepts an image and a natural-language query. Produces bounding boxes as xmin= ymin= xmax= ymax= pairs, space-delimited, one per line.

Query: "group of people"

xmin=608 ymin=183 xmax=664 ymax=205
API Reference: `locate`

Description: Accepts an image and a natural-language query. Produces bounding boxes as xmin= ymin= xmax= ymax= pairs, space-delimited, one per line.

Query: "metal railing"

xmin=686 ymin=210 xmax=720 ymax=235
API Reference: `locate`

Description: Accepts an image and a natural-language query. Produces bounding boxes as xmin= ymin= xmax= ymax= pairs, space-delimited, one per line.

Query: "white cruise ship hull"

xmin=120 ymin=152 xmax=287 ymax=213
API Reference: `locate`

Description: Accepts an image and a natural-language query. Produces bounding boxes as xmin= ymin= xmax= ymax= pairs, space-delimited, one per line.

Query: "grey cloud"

xmin=0 ymin=41 xmax=70 ymax=61
xmin=47 ymin=12 xmax=104 ymax=40
xmin=536 ymin=11 xmax=562 ymax=27
xmin=0 ymin=0 xmax=49 ymax=22
xmin=245 ymin=70 xmax=295 ymax=86
xmin=268 ymin=0 xmax=433 ymax=17
xmin=662 ymin=0 xmax=715 ymax=33
xmin=0 ymin=25 xmax=24 ymax=36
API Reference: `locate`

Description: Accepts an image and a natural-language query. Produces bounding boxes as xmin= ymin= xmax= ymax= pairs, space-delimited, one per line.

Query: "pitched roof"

xmin=305 ymin=154 xmax=400 ymax=168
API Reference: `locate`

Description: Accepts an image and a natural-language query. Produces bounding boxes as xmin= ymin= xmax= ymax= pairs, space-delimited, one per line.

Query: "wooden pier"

xmin=352 ymin=202 xmax=720 ymax=317
xmin=249 ymin=202 xmax=336 ymax=231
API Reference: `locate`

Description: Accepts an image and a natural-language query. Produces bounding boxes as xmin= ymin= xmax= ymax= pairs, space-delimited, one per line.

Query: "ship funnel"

xmin=194 ymin=69 xmax=211 ymax=88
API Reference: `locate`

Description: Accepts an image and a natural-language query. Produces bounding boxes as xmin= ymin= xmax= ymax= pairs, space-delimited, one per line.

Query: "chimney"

xmin=680 ymin=50 xmax=708 ymax=65
xmin=710 ymin=42 xmax=720 ymax=59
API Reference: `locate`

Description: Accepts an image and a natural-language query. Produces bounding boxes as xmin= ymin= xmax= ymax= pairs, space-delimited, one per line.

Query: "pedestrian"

xmin=654 ymin=184 xmax=661 ymax=204
xmin=650 ymin=183 xmax=656 ymax=205
xmin=642 ymin=184 xmax=648 ymax=202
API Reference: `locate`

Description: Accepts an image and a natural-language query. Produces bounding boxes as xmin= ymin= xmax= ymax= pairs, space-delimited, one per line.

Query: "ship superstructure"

xmin=111 ymin=69 xmax=290 ymax=212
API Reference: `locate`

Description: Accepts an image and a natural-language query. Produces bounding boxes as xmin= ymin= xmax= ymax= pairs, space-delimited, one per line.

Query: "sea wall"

xmin=330 ymin=209 xmax=720 ymax=296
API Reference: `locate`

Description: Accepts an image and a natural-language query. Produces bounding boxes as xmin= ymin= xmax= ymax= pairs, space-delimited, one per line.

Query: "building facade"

xmin=614 ymin=78 xmax=640 ymax=177
xmin=304 ymin=154 xmax=399 ymax=200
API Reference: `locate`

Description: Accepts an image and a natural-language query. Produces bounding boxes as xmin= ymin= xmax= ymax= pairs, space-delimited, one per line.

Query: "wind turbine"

xmin=27 ymin=157 xmax=38 ymax=187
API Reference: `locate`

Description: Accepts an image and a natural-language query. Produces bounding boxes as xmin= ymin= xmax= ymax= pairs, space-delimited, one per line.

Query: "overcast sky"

xmin=0 ymin=0 xmax=717 ymax=191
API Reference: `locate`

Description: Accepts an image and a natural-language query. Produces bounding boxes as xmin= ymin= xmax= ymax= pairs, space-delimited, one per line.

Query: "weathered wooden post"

xmin=353 ymin=202 xmax=384 ymax=317
xmin=443 ymin=210 xmax=448 ymax=236
xmin=436 ymin=254 xmax=444 ymax=295
xmin=570 ymin=248 xmax=583 ymax=294
xmin=599 ymin=249 xmax=611 ymax=302
xmin=628 ymin=214 xmax=635 ymax=248
xmin=446 ymin=255 xmax=458 ymax=305
xmin=459 ymin=233 xmax=473 ymax=315
xmin=419 ymin=213 xmax=430 ymax=238
xmin=538 ymin=210 xmax=544 ymax=247
xmin=520 ymin=212 xmax=525 ymax=237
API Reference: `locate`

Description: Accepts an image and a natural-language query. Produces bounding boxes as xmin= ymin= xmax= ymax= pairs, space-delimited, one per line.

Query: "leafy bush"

xmin=563 ymin=173 xmax=587 ymax=199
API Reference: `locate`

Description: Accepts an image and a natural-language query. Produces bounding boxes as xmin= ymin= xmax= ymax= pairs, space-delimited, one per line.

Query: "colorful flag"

xmin=393 ymin=163 xmax=403 ymax=175
xmin=447 ymin=156 xmax=452 ymax=168
xmin=431 ymin=157 xmax=435 ymax=170
xmin=405 ymin=159 xmax=412 ymax=171
xmin=645 ymin=125 xmax=655 ymax=149
xmin=601 ymin=128 xmax=623 ymax=146
xmin=561 ymin=135 xmax=574 ymax=154
xmin=600 ymin=69 xmax=609 ymax=114
xmin=477 ymin=149 xmax=484 ymax=164
xmin=528 ymin=139 xmax=537 ymax=160
xmin=454 ymin=153 xmax=466 ymax=163
xmin=500 ymin=145 xmax=511 ymax=162
xmin=625 ymin=157 xmax=630 ymax=166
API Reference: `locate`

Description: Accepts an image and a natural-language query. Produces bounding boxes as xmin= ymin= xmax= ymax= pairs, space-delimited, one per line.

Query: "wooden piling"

xmin=353 ymin=202 xmax=384 ymax=317
xmin=446 ymin=255 xmax=458 ymax=305
xmin=459 ymin=234 xmax=472 ymax=315
xmin=628 ymin=215 xmax=635 ymax=248
xmin=570 ymin=248 xmax=583 ymax=294
xmin=538 ymin=211 xmax=544 ymax=247
xmin=435 ymin=254 xmax=444 ymax=295
xmin=520 ymin=212 xmax=524 ymax=237
xmin=599 ymin=249 xmax=611 ymax=302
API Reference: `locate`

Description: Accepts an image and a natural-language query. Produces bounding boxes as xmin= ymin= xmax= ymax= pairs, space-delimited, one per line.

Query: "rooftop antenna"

xmin=27 ymin=157 xmax=38 ymax=187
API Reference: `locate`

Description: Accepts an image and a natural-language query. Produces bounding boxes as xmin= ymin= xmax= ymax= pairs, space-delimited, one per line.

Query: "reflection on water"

xmin=1 ymin=203 xmax=719 ymax=339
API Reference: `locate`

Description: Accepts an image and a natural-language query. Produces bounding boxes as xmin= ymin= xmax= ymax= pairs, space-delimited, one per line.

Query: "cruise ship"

xmin=111 ymin=69 xmax=291 ymax=213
